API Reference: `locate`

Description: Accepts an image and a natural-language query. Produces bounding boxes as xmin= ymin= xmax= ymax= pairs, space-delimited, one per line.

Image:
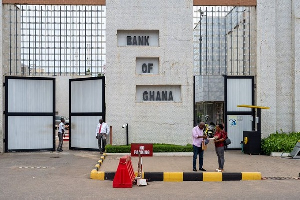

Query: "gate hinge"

xmin=3 ymin=82 xmax=5 ymax=87
xmin=3 ymin=111 xmax=5 ymax=114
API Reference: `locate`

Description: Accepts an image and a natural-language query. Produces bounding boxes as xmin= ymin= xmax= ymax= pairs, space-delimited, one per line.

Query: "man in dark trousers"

xmin=95 ymin=118 xmax=110 ymax=154
xmin=192 ymin=122 xmax=207 ymax=171
xmin=57 ymin=118 xmax=65 ymax=152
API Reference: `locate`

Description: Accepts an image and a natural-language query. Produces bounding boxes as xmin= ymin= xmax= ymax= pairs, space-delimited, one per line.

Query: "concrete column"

xmin=275 ymin=0 xmax=293 ymax=132
xmin=0 ymin=1 xmax=3 ymax=153
xmin=256 ymin=0 xmax=277 ymax=137
xmin=257 ymin=0 xmax=296 ymax=135
xmin=293 ymin=0 xmax=300 ymax=131
xmin=106 ymin=0 xmax=193 ymax=145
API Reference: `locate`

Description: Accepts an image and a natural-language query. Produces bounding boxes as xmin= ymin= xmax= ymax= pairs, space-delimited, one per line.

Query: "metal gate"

xmin=69 ymin=77 xmax=105 ymax=150
xmin=224 ymin=76 xmax=254 ymax=149
xmin=5 ymin=77 xmax=55 ymax=152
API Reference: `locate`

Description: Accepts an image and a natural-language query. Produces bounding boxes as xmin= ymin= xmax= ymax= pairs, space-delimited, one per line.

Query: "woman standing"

xmin=214 ymin=124 xmax=227 ymax=172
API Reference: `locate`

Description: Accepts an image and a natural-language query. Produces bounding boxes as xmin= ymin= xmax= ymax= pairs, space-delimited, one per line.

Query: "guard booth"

xmin=237 ymin=105 xmax=270 ymax=155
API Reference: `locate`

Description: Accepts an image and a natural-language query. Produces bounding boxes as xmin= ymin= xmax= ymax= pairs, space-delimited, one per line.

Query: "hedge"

xmin=105 ymin=143 xmax=193 ymax=153
xmin=261 ymin=132 xmax=300 ymax=155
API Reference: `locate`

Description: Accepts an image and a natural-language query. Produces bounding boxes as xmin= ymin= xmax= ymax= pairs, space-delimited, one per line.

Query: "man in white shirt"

xmin=57 ymin=118 xmax=65 ymax=152
xmin=96 ymin=118 xmax=110 ymax=154
xmin=192 ymin=122 xmax=207 ymax=171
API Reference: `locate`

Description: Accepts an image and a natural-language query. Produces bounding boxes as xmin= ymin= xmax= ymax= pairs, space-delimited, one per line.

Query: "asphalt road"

xmin=1 ymin=147 xmax=300 ymax=200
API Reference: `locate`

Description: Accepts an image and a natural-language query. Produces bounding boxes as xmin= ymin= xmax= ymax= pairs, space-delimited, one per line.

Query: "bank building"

xmin=1 ymin=0 xmax=299 ymax=152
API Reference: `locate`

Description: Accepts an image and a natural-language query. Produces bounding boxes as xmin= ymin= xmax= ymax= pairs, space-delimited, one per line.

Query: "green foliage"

xmin=105 ymin=143 xmax=193 ymax=153
xmin=105 ymin=144 xmax=130 ymax=153
xmin=261 ymin=132 xmax=300 ymax=155
xmin=153 ymin=144 xmax=193 ymax=152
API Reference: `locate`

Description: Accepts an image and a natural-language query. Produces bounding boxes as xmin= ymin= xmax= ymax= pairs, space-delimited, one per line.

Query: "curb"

xmin=270 ymin=152 xmax=291 ymax=157
xmin=90 ymin=171 xmax=262 ymax=181
xmin=90 ymin=154 xmax=262 ymax=181
xmin=90 ymin=153 xmax=107 ymax=180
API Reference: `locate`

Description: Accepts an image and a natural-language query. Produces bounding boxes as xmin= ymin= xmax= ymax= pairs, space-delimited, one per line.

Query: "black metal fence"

xmin=193 ymin=6 xmax=256 ymax=76
xmin=4 ymin=4 xmax=106 ymax=77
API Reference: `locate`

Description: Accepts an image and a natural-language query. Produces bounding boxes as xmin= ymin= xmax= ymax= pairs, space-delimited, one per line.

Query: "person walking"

xmin=192 ymin=122 xmax=207 ymax=171
xmin=57 ymin=118 xmax=65 ymax=152
xmin=96 ymin=118 xmax=110 ymax=154
xmin=214 ymin=124 xmax=227 ymax=172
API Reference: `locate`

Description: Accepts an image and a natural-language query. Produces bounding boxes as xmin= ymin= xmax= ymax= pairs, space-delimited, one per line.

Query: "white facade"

xmin=1 ymin=0 xmax=300 ymax=152
xmin=1 ymin=1 xmax=3 ymax=153
xmin=256 ymin=0 xmax=300 ymax=136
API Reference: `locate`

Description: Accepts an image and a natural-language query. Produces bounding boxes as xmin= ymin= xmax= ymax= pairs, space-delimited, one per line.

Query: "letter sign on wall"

xmin=117 ymin=30 xmax=159 ymax=47
xmin=136 ymin=85 xmax=181 ymax=102
xmin=136 ymin=57 xmax=159 ymax=74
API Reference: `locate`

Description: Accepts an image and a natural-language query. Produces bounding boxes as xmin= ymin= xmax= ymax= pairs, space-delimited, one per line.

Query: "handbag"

xmin=224 ymin=137 xmax=231 ymax=146
xmin=222 ymin=131 xmax=231 ymax=146
xmin=202 ymin=140 xmax=207 ymax=151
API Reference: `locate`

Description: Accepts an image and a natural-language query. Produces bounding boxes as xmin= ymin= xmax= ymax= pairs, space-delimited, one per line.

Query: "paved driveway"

xmin=0 ymin=142 xmax=299 ymax=200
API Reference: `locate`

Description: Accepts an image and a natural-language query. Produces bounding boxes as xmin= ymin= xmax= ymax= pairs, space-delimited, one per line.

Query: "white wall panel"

xmin=227 ymin=78 xmax=252 ymax=111
xmin=71 ymin=116 xmax=102 ymax=149
xmin=8 ymin=116 xmax=53 ymax=150
xmin=8 ymin=79 xmax=53 ymax=113
xmin=227 ymin=115 xmax=253 ymax=148
xmin=71 ymin=79 xmax=103 ymax=113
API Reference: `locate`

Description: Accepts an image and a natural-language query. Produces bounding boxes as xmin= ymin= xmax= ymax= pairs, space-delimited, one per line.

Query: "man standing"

xmin=96 ymin=118 xmax=110 ymax=154
xmin=57 ymin=118 xmax=65 ymax=152
xmin=192 ymin=122 xmax=207 ymax=171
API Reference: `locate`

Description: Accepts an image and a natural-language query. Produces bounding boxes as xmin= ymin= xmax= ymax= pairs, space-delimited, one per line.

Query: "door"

xmin=5 ymin=77 xmax=55 ymax=152
xmin=69 ymin=77 xmax=105 ymax=150
xmin=224 ymin=76 xmax=255 ymax=149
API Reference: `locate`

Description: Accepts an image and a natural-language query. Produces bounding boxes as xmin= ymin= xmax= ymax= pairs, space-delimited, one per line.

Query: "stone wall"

xmin=257 ymin=0 xmax=300 ymax=136
xmin=293 ymin=0 xmax=300 ymax=133
xmin=0 ymin=2 xmax=3 ymax=153
xmin=105 ymin=0 xmax=194 ymax=145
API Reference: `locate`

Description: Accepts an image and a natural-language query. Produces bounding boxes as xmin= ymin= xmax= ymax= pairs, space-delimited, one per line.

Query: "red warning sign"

xmin=131 ymin=143 xmax=153 ymax=157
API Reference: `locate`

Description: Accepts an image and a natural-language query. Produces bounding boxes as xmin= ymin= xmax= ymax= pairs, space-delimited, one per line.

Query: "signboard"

xmin=228 ymin=115 xmax=237 ymax=127
xmin=136 ymin=85 xmax=181 ymax=102
xmin=117 ymin=30 xmax=159 ymax=47
xmin=131 ymin=143 xmax=153 ymax=157
xmin=136 ymin=57 xmax=159 ymax=74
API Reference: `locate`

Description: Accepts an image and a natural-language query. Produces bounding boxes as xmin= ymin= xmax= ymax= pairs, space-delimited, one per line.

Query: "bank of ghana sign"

xmin=117 ymin=30 xmax=181 ymax=103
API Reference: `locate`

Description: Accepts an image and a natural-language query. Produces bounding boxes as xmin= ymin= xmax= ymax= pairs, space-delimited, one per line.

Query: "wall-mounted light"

xmin=122 ymin=123 xmax=129 ymax=145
